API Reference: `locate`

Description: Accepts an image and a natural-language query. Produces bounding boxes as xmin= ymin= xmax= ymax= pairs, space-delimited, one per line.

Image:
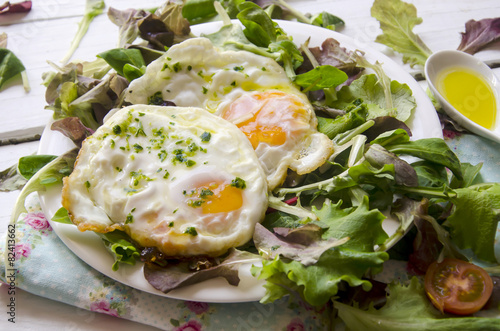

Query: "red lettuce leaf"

xmin=457 ymin=17 xmax=500 ymax=54
xmin=144 ymin=249 xmax=261 ymax=293
xmin=51 ymin=117 xmax=94 ymax=148
xmin=253 ymin=223 xmax=349 ymax=266
xmin=0 ymin=0 xmax=32 ymax=15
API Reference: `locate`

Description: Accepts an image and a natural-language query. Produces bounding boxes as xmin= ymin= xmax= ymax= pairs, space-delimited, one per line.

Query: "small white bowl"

xmin=425 ymin=49 xmax=500 ymax=144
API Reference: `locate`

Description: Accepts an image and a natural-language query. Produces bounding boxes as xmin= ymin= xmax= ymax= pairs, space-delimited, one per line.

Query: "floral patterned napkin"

xmin=1 ymin=132 xmax=498 ymax=330
xmin=0 ymin=193 xmax=330 ymax=331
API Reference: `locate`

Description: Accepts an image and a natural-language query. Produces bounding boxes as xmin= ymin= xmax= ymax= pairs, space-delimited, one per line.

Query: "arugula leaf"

xmin=237 ymin=2 xmax=275 ymax=47
xmin=412 ymin=160 xmax=449 ymax=188
xmin=0 ymin=48 xmax=29 ymax=92
xmin=335 ymin=277 xmax=500 ymax=330
xmin=447 ymin=183 xmax=500 ymax=263
xmin=317 ymin=103 xmax=367 ymax=139
xmin=371 ymin=0 xmax=432 ymax=67
xmin=61 ymin=0 xmax=105 ymax=64
xmin=385 ymin=138 xmax=463 ymax=180
xmin=457 ymin=18 xmax=500 ymax=55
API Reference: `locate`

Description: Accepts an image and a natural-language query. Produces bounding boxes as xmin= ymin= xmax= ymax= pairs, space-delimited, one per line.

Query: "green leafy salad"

xmin=5 ymin=0 xmax=500 ymax=329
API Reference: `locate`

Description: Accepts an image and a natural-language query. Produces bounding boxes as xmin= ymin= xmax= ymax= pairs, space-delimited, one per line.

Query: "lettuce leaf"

xmin=335 ymin=277 xmax=500 ymax=331
xmin=254 ymin=248 xmax=388 ymax=307
xmin=332 ymin=74 xmax=416 ymax=122
xmin=144 ymin=248 xmax=261 ymax=292
xmin=371 ymin=0 xmax=432 ymax=67
xmin=457 ymin=18 xmax=500 ymax=54
xmin=252 ymin=198 xmax=389 ymax=307
xmin=447 ymin=183 xmax=500 ymax=263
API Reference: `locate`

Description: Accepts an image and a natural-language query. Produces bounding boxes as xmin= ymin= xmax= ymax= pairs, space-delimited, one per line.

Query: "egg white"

xmin=126 ymin=38 xmax=333 ymax=189
xmin=62 ymin=105 xmax=268 ymax=257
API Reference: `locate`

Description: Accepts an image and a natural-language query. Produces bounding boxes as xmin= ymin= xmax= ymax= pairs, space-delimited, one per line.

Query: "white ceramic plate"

xmin=38 ymin=20 xmax=443 ymax=303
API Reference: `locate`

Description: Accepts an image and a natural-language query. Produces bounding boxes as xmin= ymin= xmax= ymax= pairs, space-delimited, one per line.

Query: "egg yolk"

xmin=187 ymin=181 xmax=243 ymax=214
xmin=222 ymin=91 xmax=309 ymax=148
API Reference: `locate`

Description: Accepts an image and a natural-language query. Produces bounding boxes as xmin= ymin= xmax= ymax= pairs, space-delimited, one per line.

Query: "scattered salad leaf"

xmin=269 ymin=0 xmax=344 ymax=31
xmin=0 ymin=0 xmax=31 ymax=15
xmin=371 ymin=0 xmax=432 ymax=67
xmin=457 ymin=17 xmax=500 ymax=54
xmin=0 ymin=47 xmax=29 ymax=92
xmin=0 ymin=162 xmax=27 ymax=192
xmin=61 ymin=0 xmax=105 ymax=65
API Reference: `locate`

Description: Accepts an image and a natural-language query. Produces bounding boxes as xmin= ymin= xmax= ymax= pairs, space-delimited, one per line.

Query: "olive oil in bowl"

xmin=425 ymin=50 xmax=500 ymax=144
xmin=436 ymin=67 xmax=496 ymax=130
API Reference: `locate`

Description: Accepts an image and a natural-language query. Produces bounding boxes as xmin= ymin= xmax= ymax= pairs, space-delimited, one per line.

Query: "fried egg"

xmin=62 ymin=105 xmax=268 ymax=257
xmin=126 ymin=37 xmax=333 ymax=189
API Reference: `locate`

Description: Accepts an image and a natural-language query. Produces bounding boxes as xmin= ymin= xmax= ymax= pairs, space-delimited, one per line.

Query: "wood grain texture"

xmin=0 ymin=0 xmax=499 ymax=141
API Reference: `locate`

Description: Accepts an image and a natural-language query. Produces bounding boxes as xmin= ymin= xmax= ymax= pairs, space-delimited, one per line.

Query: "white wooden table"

xmin=0 ymin=0 xmax=499 ymax=329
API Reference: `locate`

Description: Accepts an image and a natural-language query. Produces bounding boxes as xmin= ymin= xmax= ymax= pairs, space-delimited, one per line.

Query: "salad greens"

xmin=2 ymin=0 xmax=500 ymax=328
xmin=335 ymin=277 xmax=500 ymax=330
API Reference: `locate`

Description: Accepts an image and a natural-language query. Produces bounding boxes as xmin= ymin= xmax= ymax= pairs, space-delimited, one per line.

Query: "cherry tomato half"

xmin=424 ymin=258 xmax=493 ymax=315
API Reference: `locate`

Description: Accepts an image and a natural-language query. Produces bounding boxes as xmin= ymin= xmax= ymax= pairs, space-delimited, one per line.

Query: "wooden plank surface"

xmin=0 ymin=0 xmax=499 ymax=142
xmin=0 ymin=1 xmax=499 ymax=330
